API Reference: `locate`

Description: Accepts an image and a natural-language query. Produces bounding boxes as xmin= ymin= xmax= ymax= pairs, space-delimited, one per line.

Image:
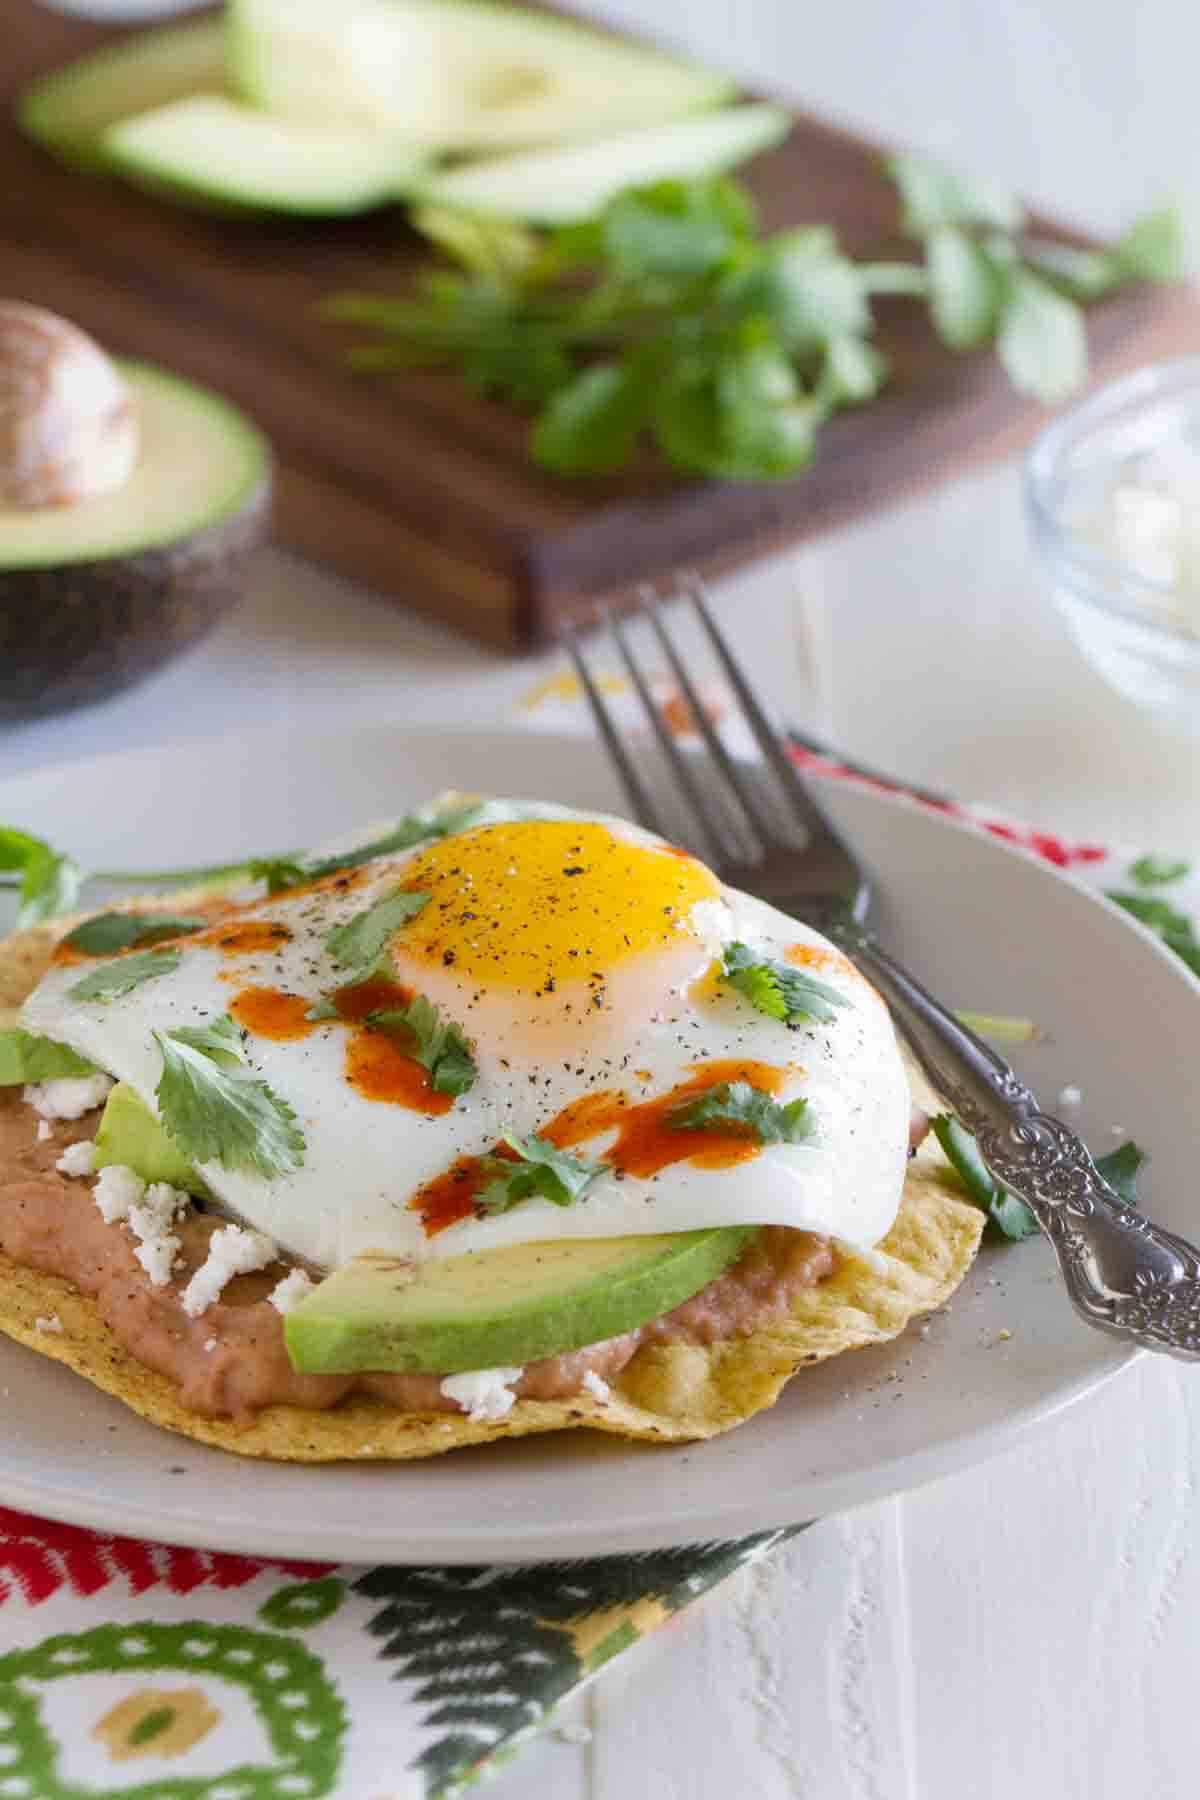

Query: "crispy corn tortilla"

xmin=0 ymin=895 xmax=984 ymax=1461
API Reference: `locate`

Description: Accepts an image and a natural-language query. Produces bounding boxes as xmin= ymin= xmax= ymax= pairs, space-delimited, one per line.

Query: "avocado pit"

xmin=0 ymin=303 xmax=270 ymax=723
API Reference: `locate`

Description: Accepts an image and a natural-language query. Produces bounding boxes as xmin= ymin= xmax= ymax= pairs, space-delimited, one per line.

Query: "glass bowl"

xmin=1025 ymin=357 xmax=1200 ymax=733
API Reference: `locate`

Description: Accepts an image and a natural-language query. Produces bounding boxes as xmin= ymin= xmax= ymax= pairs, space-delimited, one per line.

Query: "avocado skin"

xmin=0 ymin=473 xmax=269 ymax=723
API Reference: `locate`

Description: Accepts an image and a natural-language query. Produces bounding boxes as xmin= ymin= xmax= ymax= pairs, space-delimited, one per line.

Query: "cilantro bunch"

xmin=327 ymin=155 xmax=1181 ymax=482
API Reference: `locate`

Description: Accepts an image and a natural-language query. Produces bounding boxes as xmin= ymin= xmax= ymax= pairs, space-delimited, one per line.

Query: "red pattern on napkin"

xmin=0 ymin=1506 xmax=331 ymax=1606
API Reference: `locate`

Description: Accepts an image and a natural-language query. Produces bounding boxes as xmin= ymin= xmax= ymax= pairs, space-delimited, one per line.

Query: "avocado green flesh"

xmin=103 ymin=96 xmax=427 ymax=217
xmin=284 ymin=1226 xmax=757 ymax=1375
xmin=0 ymin=1029 xmax=95 ymax=1085
xmin=417 ymin=103 xmax=792 ymax=224
xmin=0 ymin=362 xmax=268 ymax=572
xmin=93 ymin=1082 xmax=207 ymax=1195
xmin=228 ymin=0 xmax=734 ymax=152
xmin=18 ymin=16 xmax=227 ymax=168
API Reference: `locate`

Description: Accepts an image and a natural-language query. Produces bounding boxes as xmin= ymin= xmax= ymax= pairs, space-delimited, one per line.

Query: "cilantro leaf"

xmin=0 ymin=1029 xmax=96 ymax=1084
xmin=367 ymin=995 xmax=477 ymax=1096
xmin=887 ymin=153 xmax=1023 ymax=236
xmin=0 ymin=825 xmax=81 ymax=927
xmin=670 ymin=1080 xmax=814 ymax=1145
xmin=61 ymin=913 xmax=205 ymax=956
xmin=248 ymin=857 xmax=308 ymax=894
xmin=532 ymin=361 xmax=649 ymax=474
xmin=602 ymin=178 xmax=751 ymax=278
xmin=1095 ymin=1141 xmax=1145 ymax=1207
xmin=1113 ymin=207 xmax=1185 ymax=284
xmin=930 ymin=1113 xmax=1039 ymax=1241
xmin=325 ymin=887 xmax=430 ymax=979
xmin=722 ymin=942 xmax=850 ymax=1025
xmin=1129 ymin=855 xmax=1190 ymax=888
xmin=68 ymin=949 xmax=182 ymax=1003
xmin=478 ymin=1133 xmax=606 ymax=1214
xmin=304 ymin=806 xmax=485 ymax=882
xmin=655 ymin=340 xmax=820 ymax=481
xmin=925 ymin=225 xmax=1001 ymax=349
xmin=996 ymin=269 xmax=1087 ymax=404
xmin=167 ymin=1014 xmax=246 ymax=1064
xmin=1105 ymin=889 xmax=1200 ymax=978
xmin=154 ymin=1016 xmax=305 ymax=1179
xmin=304 ymin=996 xmax=341 ymax=1023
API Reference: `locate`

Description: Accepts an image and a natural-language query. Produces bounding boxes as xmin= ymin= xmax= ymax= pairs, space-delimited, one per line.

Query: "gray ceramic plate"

xmin=0 ymin=725 xmax=1192 ymax=1562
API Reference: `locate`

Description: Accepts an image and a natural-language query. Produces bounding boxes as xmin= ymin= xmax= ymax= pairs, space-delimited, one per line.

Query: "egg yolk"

xmin=392 ymin=820 xmax=721 ymax=994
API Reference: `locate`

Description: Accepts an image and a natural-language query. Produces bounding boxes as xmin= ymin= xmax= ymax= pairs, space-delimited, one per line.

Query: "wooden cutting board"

xmin=4 ymin=1 xmax=1198 ymax=646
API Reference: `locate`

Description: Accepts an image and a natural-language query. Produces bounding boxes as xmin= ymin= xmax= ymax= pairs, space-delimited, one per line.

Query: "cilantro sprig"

xmin=367 ymin=995 xmax=477 ymax=1097
xmin=325 ymin=887 xmax=430 ymax=979
xmin=931 ymin=1112 xmax=1145 ymax=1242
xmin=61 ymin=912 xmax=205 ymax=956
xmin=68 ymin=948 xmax=182 ymax=1003
xmin=670 ymin=1080 xmax=814 ymax=1145
xmin=154 ymin=1014 xmax=305 ymax=1180
xmin=478 ymin=1133 xmax=606 ymax=1214
xmin=0 ymin=825 xmax=80 ymax=927
xmin=721 ymin=941 xmax=850 ymax=1025
xmin=327 ymin=161 xmax=1182 ymax=482
xmin=0 ymin=800 xmax=486 ymax=925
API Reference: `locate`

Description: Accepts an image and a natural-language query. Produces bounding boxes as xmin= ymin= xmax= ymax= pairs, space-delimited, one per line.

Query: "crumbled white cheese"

xmin=55 ymin=1140 xmax=96 ymax=1179
xmin=204 ymin=1337 xmax=217 ymax=1353
xmin=36 ymin=1119 xmax=52 ymax=1142
xmin=33 ymin=1313 xmax=63 ymax=1335
xmin=581 ymin=1370 xmax=611 ymax=1402
xmin=439 ymin=1366 xmax=524 ymax=1422
xmin=1058 ymin=1085 xmax=1083 ymax=1109
xmin=24 ymin=1073 xmax=114 ymax=1121
xmin=267 ymin=1267 xmax=315 ymax=1315
xmin=180 ymin=1224 xmax=278 ymax=1319
xmin=91 ymin=1167 xmax=187 ymax=1286
xmin=128 ymin=1182 xmax=189 ymax=1288
xmin=93 ymin=1162 xmax=146 ymax=1225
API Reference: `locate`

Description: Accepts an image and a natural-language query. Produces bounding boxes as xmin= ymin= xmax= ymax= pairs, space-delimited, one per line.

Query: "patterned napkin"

xmin=2 ymin=675 xmax=1193 ymax=1800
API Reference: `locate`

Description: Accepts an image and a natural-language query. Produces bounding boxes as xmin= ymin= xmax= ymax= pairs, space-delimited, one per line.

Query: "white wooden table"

xmin=20 ymin=4 xmax=1200 ymax=1792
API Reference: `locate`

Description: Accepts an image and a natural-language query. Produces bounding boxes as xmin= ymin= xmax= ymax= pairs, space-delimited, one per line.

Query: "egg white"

xmin=21 ymin=804 xmax=911 ymax=1269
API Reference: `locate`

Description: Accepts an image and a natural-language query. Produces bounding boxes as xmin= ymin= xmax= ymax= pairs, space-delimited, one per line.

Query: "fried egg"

xmin=20 ymin=803 xmax=911 ymax=1269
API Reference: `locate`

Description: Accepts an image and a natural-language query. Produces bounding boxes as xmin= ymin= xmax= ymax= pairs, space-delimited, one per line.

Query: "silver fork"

xmin=563 ymin=579 xmax=1200 ymax=1361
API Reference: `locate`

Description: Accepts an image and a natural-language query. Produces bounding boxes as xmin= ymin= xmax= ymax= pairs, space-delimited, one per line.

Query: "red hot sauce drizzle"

xmin=228 ymin=973 xmax=453 ymax=1117
xmin=410 ymin=1057 xmax=788 ymax=1237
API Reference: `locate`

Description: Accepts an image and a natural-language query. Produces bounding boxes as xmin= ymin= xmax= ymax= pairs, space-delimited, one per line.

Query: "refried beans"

xmin=0 ymin=1091 xmax=860 ymax=1424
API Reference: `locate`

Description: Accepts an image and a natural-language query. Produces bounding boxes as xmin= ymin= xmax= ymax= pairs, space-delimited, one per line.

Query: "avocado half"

xmin=0 ymin=360 xmax=270 ymax=723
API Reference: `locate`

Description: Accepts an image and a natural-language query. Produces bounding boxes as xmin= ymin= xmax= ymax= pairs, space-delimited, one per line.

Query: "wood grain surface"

xmin=4 ymin=0 xmax=1198 ymax=647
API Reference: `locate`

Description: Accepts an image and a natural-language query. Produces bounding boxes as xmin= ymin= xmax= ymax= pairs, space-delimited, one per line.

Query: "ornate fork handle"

xmin=826 ymin=922 xmax=1200 ymax=1360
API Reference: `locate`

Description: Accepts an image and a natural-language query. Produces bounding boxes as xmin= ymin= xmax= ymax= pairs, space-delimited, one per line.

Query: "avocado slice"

xmin=103 ymin=96 xmax=428 ymax=217
xmin=17 ymin=15 xmax=227 ymax=171
xmin=93 ymin=1081 xmax=205 ymax=1194
xmin=416 ymin=103 xmax=792 ymax=224
xmin=228 ymin=0 xmax=734 ymax=153
xmin=284 ymin=1227 xmax=756 ymax=1374
xmin=1 ymin=360 xmax=269 ymax=723
xmin=0 ymin=1029 xmax=96 ymax=1085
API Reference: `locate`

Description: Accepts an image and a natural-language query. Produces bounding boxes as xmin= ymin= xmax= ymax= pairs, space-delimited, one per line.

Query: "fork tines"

xmin=561 ymin=579 xmax=827 ymax=874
